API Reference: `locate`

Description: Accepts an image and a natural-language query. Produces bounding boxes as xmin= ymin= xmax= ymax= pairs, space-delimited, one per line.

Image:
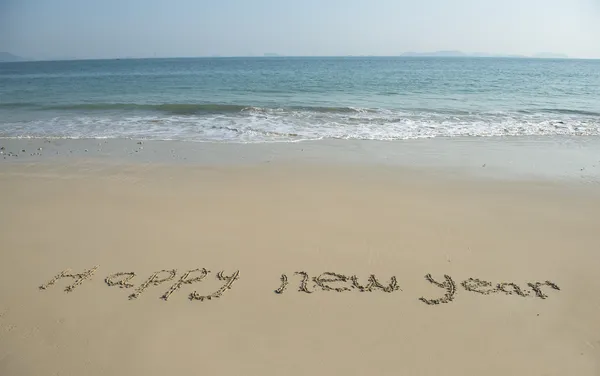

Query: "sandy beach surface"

xmin=1 ymin=139 xmax=599 ymax=376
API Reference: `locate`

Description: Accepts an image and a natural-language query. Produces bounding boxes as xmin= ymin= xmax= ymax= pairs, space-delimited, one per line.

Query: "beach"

xmin=1 ymin=138 xmax=599 ymax=376
xmin=3 ymin=1 xmax=600 ymax=373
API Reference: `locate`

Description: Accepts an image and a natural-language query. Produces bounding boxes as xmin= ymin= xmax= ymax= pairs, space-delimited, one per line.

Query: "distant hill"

xmin=472 ymin=52 xmax=528 ymax=58
xmin=400 ymin=51 xmax=575 ymax=59
xmin=401 ymin=50 xmax=467 ymax=57
xmin=263 ymin=53 xmax=282 ymax=57
xmin=400 ymin=50 xmax=572 ymax=59
xmin=0 ymin=52 xmax=24 ymax=62
xmin=533 ymin=52 xmax=569 ymax=59
xmin=401 ymin=51 xmax=530 ymax=58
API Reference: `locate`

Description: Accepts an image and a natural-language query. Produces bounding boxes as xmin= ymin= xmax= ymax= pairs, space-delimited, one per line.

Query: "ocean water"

xmin=0 ymin=57 xmax=599 ymax=142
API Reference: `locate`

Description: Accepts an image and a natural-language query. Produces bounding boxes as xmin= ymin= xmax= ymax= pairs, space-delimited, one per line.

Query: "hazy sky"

xmin=1 ymin=0 xmax=599 ymax=59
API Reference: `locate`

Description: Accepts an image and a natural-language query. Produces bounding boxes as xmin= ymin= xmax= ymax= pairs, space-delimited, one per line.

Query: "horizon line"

xmin=5 ymin=55 xmax=600 ymax=63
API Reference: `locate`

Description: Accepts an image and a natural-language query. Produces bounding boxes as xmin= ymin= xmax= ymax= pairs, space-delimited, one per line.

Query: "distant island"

xmin=400 ymin=51 xmax=568 ymax=59
xmin=263 ymin=53 xmax=282 ymax=57
xmin=401 ymin=50 xmax=469 ymax=57
xmin=0 ymin=52 xmax=24 ymax=62
xmin=532 ymin=52 xmax=569 ymax=59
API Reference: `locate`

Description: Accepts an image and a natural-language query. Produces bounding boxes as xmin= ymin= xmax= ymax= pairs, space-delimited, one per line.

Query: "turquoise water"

xmin=1 ymin=57 xmax=599 ymax=142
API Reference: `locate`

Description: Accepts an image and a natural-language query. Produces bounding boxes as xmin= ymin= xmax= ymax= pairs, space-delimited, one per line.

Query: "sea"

xmin=1 ymin=57 xmax=599 ymax=143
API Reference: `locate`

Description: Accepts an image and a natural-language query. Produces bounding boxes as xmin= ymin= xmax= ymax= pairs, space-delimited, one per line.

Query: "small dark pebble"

xmin=0 ymin=146 xmax=4 ymax=150
xmin=137 ymin=141 xmax=143 ymax=145
xmin=21 ymin=149 xmax=25 ymax=152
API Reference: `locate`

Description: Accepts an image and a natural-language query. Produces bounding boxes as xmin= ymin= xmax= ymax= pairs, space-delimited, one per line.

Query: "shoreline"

xmin=2 ymin=135 xmax=600 ymax=184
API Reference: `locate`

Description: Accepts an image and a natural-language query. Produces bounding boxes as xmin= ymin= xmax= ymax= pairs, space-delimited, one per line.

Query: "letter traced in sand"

xmin=419 ymin=274 xmax=457 ymax=305
xmin=39 ymin=266 xmax=99 ymax=293
xmin=274 ymin=274 xmax=289 ymax=294
xmin=350 ymin=274 xmax=401 ymax=293
xmin=189 ymin=270 xmax=240 ymax=301
xmin=461 ymin=278 xmax=496 ymax=295
xmin=161 ymin=268 xmax=209 ymax=301
xmin=274 ymin=272 xmax=316 ymax=294
xmin=495 ymin=282 xmax=529 ymax=297
xmin=527 ymin=281 xmax=560 ymax=299
xmin=105 ymin=272 xmax=136 ymax=288
xmin=294 ymin=271 xmax=314 ymax=293
xmin=129 ymin=269 xmax=176 ymax=300
xmin=314 ymin=272 xmax=352 ymax=292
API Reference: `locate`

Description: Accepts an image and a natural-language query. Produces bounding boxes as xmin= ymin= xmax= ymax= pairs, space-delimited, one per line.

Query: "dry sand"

xmin=0 ymin=161 xmax=599 ymax=375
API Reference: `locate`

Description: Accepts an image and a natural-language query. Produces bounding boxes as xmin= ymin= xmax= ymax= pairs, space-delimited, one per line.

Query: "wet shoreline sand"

xmin=2 ymin=136 xmax=600 ymax=182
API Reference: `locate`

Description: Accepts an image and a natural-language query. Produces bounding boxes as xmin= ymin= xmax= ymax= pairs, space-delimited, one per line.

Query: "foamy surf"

xmin=0 ymin=108 xmax=598 ymax=143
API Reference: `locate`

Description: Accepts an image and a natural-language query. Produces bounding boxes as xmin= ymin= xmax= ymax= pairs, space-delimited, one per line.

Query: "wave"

xmin=519 ymin=108 xmax=600 ymax=117
xmin=39 ymin=103 xmax=374 ymax=115
xmin=1 ymin=111 xmax=598 ymax=143
xmin=0 ymin=102 xmax=39 ymax=109
xmin=3 ymin=102 xmax=598 ymax=118
xmin=2 ymin=100 xmax=599 ymax=143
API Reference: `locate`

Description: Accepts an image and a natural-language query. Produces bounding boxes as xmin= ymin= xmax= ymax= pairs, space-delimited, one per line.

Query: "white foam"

xmin=0 ymin=109 xmax=598 ymax=143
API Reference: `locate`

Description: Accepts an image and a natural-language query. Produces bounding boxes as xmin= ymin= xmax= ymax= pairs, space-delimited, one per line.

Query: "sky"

xmin=1 ymin=0 xmax=599 ymax=60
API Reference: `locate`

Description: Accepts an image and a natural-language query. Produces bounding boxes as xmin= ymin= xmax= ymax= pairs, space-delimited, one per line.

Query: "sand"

xmin=1 ymin=159 xmax=599 ymax=376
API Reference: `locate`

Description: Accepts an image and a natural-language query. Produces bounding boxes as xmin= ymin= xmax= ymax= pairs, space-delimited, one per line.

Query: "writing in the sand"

xmin=38 ymin=267 xmax=561 ymax=304
xmin=39 ymin=267 xmax=240 ymax=301
xmin=273 ymin=272 xmax=560 ymax=304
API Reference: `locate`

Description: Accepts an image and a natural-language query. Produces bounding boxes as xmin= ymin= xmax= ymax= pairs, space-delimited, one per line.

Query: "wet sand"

xmin=2 ymin=136 xmax=600 ymax=182
xmin=1 ymin=143 xmax=599 ymax=376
